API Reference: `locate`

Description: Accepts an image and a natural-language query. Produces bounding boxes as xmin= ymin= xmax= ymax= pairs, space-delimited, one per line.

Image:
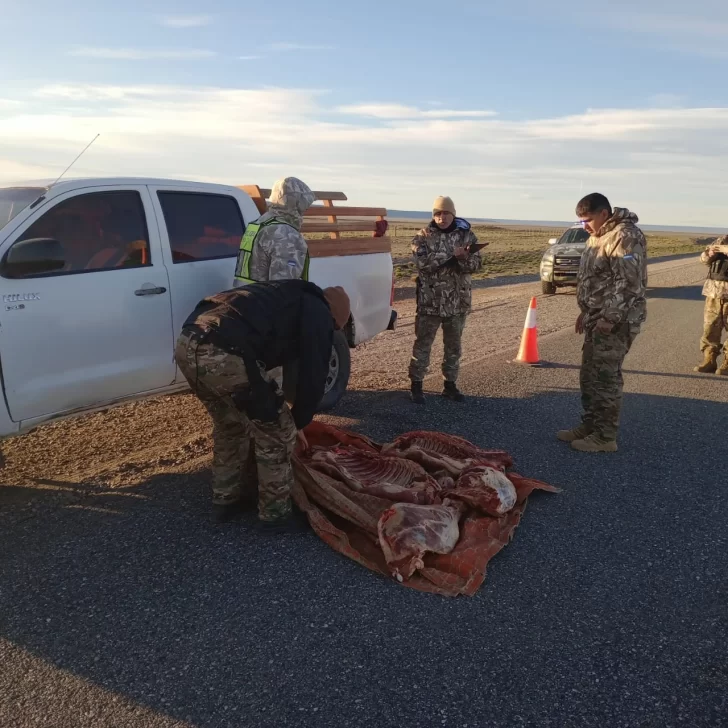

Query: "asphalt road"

xmin=1 ymin=262 xmax=727 ymax=727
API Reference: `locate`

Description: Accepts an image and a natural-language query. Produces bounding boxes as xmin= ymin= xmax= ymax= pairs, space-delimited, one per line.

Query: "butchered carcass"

xmin=377 ymin=500 xmax=467 ymax=581
xmin=381 ymin=431 xmax=513 ymax=475
xmin=447 ymin=464 xmax=517 ymax=517
xmin=308 ymin=446 xmax=441 ymax=505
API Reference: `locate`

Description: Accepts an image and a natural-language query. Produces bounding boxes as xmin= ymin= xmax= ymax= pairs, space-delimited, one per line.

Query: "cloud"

xmin=337 ymin=104 xmax=497 ymax=119
xmin=238 ymin=56 xmax=262 ymax=61
xmin=158 ymin=14 xmax=213 ymax=28
xmin=267 ymin=43 xmax=335 ymax=52
xmin=67 ymin=47 xmax=217 ymax=60
xmin=1 ymin=82 xmax=728 ymax=226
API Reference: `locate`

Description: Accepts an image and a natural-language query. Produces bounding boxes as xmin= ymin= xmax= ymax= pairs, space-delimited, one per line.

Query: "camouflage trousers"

xmin=700 ymin=297 xmax=728 ymax=358
xmin=580 ymin=323 xmax=640 ymax=441
xmin=174 ymin=330 xmax=296 ymax=521
xmin=408 ymin=313 xmax=467 ymax=383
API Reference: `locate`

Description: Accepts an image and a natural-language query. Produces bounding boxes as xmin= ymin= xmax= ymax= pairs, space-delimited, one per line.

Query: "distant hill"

xmin=387 ymin=210 xmax=726 ymax=234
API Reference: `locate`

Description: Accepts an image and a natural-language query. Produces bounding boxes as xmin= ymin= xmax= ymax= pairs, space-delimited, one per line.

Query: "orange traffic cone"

xmin=512 ymin=297 xmax=541 ymax=366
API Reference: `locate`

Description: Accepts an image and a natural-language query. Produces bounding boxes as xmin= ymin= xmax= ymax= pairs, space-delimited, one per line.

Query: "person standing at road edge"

xmin=694 ymin=235 xmax=728 ymax=375
xmin=233 ymin=176 xmax=315 ymax=287
xmin=175 ymin=280 xmax=350 ymax=528
xmin=558 ymin=193 xmax=647 ymax=453
xmin=408 ymin=196 xmax=483 ymax=404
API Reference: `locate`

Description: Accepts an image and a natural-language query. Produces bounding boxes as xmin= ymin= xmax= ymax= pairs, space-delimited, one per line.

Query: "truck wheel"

xmin=542 ymin=281 xmax=557 ymax=295
xmin=318 ymin=330 xmax=351 ymax=411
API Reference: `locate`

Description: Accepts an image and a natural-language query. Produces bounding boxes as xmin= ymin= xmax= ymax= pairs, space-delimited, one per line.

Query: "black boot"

xmin=211 ymin=500 xmax=245 ymax=524
xmin=442 ymin=381 xmax=464 ymax=402
xmin=410 ymin=380 xmax=425 ymax=404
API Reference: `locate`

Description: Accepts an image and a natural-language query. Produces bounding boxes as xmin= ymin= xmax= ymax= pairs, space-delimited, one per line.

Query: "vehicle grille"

xmin=553 ymin=256 xmax=581 ymax=280
xmin=554 ymin=256 xmax=580 ymax=266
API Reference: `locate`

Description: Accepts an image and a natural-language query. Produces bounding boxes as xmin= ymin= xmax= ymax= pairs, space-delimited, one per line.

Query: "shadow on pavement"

xmin=1 ymin=385 xmax=726 ymax=727
xmin=646 ymin=284 xmax=704 ymax=301
xmin=546 ymin=361 xmax=728 ymax=382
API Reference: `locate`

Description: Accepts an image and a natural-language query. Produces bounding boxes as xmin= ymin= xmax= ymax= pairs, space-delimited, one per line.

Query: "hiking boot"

xmin=718 ymin=360 xmax=728 ymax=376
xmin=571 ymin=434 xmax=618 ymax=453
xmin=556 ymin=424 xmax=594 ymax=442
xmin=442 ymin=381 xmax=464 ymax=402
xmin=211 ymin=500 xmax=246 ymax=523
xmin=410 ymin=380 xmax=425 ymax=404
xmin=694 ymin=352 xmax=718 ymax=373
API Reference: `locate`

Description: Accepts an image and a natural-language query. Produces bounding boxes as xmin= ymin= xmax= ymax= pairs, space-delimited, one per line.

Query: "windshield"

xmin=557 ymin=227 xmax=590 ymax=246
xmin=0 ymin=187 xmax=46 ymax=230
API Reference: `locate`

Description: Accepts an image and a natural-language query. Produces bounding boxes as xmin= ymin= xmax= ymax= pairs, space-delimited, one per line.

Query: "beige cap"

xmin=433 ymin=196 xmax=456 ymax=216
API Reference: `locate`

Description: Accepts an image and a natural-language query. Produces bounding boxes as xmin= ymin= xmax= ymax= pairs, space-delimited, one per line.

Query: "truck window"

xmin=558 ymin=227 xmax=590 ymax=246
xmin=157 ymin=192 xmax=244 ymax=263
xmin=0 ymin=186 xmax=46 ymax=229
xmin=17 ymin=191 xmax=151 ymax=274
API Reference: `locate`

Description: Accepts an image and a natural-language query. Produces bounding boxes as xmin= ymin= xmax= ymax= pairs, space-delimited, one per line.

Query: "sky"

xmin=1 ymin=0 xmax=728 ymax=226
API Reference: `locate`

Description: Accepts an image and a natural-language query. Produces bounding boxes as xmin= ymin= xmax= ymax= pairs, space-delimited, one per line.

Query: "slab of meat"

xmin=377 ymin=501 xmax=466 ymax=581
xmin=447 ymin=465 xmax=518 ymax=517
xmin=382 ymin=430 xmax=513 ymax=475
xmin=308 ymin=447 xmax=441 ymax=505
xmin=295 ymin=422 xmax=559 ymax=596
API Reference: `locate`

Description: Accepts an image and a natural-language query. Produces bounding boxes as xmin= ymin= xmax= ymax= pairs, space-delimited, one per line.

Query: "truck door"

xmin=0 ymin=186 xmax=175 ymax=423
xmin=147 ymin=186 xmax=249 ymax=382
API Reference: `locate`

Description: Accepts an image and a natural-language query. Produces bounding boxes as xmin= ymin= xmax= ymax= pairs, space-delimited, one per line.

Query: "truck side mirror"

xmin=1 ymin=238 xmax=66 ymax=278
xmin=548 ymin=238 xmax=558 ymax=245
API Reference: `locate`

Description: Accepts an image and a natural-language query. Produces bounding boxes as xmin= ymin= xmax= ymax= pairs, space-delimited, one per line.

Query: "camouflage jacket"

xmin=576 ymin=208 xmax=648 ymax=328
xmin=412 ymin=219 xmax=482 ymax=317
xmin=234 ymin=177 xmax=315 ymax=286
xmin=701 ymin=235 xmax=728 ymax=300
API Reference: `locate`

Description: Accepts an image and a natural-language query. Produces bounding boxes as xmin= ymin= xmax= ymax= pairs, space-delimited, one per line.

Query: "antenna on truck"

xmin=51 ymin=133 xmax=101 ymax=186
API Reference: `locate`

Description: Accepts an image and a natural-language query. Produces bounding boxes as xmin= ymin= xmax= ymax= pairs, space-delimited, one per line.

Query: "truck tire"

xmin=281 ymin=329 xmax=351 ymax=413
xmin=318 ymin=330 xmax=351 ymax=411
xmin=542 ymin=281 xmax=557 ymax=295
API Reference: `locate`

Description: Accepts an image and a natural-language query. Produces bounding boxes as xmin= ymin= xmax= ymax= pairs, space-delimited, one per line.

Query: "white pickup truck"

xmin=0 ymin=178 xmax=396 ymax=439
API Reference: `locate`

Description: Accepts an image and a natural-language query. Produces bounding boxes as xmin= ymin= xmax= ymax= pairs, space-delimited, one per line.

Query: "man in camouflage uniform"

xmin=233 ymin=176 xmax=315 ymax=287
xmin=558 ymin=193 xmax=647 ymax=453
xmin=693 ymin=235 xmax=728 ymax=375
xmin=175 ymin=280 xmax=351 ymax=528
xmin=408 ymin=196 xmax=483 ymax=403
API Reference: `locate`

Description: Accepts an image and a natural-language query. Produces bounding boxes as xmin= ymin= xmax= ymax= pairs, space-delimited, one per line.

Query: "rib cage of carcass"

xmin=296 ymin=425 xmax=558 ymax=595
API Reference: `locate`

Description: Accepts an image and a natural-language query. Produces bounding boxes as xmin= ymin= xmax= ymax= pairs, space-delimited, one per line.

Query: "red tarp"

xmin=291 ymin=422 xmax=558 ymax=597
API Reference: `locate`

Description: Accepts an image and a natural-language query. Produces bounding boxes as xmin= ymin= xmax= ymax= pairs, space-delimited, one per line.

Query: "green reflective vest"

xmin=234 ymin=218 xmax=310 ymax=285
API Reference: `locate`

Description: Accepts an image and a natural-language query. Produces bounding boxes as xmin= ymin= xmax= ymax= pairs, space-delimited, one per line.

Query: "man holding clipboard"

xmin=408 ymin=196 xmax=485 ymax=403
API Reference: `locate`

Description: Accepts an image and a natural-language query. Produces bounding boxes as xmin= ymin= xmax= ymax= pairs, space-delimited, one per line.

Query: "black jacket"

xmin=184 ymin=280 xmax=333 ymax=429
